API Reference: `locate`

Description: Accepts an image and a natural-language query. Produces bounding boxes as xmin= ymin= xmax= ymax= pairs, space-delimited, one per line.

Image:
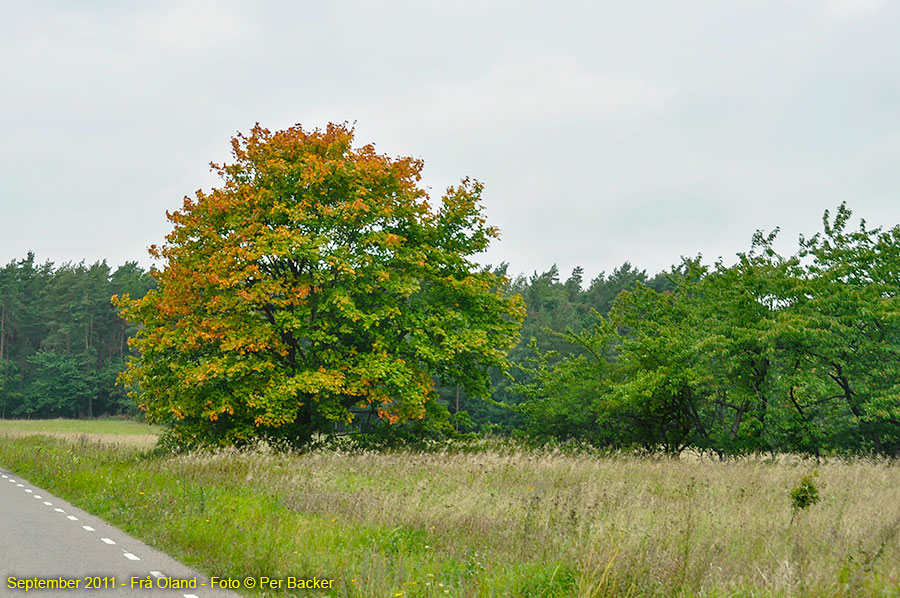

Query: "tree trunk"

xmin=831 ymin=365 xmax=881 ymax=452
xmin=730 ymin=401 xmax=749 ymax=438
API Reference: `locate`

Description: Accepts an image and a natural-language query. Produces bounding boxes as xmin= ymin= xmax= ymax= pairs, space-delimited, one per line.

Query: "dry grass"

xmin=0 ymin=418 xmax=160 ymax=448
xmin=0 ymin=428 xmax=159 ymax=448
xmin=1 ymin=433 xmax=899 ymax=597
xmin=212 ymin=448 xmax=900 ymax=596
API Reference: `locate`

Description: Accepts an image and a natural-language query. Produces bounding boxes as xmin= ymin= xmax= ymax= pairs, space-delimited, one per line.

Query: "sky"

xmin=3 ymin=0 xmax=900 ymax=284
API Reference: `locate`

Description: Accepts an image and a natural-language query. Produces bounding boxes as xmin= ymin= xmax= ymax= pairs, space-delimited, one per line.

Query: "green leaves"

xmin=0 ymin=255 xmax=153 ymax=418
xmin=789 ymin=472 xmax=821 ymax=519
xmin=118 ymin=123 xmax=524 ymax=448
xmin=517 ymin=205 xmax=900 ymax=456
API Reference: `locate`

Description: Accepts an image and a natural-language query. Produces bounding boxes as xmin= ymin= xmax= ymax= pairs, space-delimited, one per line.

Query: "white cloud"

xmin=1 ymin=1 xmax=899 ymax=279
xmin=134 ymin=0 xmax=255 ymax=51
xmin=397 ymin=60 xmax=670 ymax=134
xmin=824 ymin=0 xmax=885 ymax=20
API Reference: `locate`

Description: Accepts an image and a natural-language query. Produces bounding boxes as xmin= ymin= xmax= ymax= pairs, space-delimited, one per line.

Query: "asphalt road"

xmin=0 ymin=466 xmax=242 ymax=598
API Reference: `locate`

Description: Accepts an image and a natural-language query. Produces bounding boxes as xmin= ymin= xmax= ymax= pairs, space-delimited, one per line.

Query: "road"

xmin=0 ymin=466 xmax=241 ymax=598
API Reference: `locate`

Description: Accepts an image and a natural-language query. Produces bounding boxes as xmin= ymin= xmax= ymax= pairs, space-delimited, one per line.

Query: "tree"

xmin=116 ymin=123 xmax=525 ymax=447
xmin=514 ymin=205 xmax=900 ymax=456
xmin=0 ymin=255 xmax=154 ymax=419
xmin=779 ymin=205 xmax=900 ymax=453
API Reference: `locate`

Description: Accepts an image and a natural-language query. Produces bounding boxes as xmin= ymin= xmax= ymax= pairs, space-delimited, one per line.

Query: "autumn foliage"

xmin=115 ymin=123 xmax=525 ymax=447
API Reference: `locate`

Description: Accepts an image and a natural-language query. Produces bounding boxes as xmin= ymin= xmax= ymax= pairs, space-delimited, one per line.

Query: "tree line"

xmin=0 ymin=253 xmax=154 ymax=418
xmin=508 ymin=205 xmax=900 ymax=456
xmin=0 ymin=250 xmax=660 ymax=431
xmin=459 ymin=262 xmax=674 ymax=432
xmin=5 ymin=121 xmax=899 ymax=457
xmin=5 ymin=204 xmax=899 ymax=457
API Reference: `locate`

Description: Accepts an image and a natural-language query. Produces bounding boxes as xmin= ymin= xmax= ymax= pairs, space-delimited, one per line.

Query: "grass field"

xmin=0 ymin=418 xmax=161 ymax=447
xmin=0 ymin=421 xmax=899 ymax=597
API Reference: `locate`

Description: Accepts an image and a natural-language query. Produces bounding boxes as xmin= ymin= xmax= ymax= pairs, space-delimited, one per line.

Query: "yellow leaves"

xmin=206 ymin=402 xmax=235 ymax=422
xmin=110 ymin=292 xmax=130 ymax=310
xmin=326 ymin=256 xmax=356 ymax=275
xmin=292 ymin=368 xmax=346 ymax=395
xmin=117 ymin=121 xmax=523 ymax=448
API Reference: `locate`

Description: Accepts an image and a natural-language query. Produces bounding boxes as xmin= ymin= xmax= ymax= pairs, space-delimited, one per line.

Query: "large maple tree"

xmin=115 ymin=123 xmax=525 ymax=447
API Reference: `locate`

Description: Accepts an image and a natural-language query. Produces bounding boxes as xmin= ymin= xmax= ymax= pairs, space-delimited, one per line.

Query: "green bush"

xmin=790 ymin=471 xmax=820 ymax=516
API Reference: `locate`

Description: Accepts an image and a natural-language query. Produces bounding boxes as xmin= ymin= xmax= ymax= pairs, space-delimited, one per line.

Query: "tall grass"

xmin=0 ymin=418 xmax=160 ymax=447
xmin=0 ymin=432 xmax=898 ymax=597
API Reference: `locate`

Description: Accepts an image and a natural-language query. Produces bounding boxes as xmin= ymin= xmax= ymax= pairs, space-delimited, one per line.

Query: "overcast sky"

xmin=3 ymin=0 xmax=899 ymax=283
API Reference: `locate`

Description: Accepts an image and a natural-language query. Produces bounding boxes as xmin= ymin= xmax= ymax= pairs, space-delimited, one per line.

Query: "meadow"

xmin=0 ymin=418 xmax=161 ymax=443
xmin=0 ymin=421 xmax=898 ymax=597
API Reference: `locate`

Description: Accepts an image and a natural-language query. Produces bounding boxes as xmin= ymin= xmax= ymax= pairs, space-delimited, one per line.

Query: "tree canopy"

xmin=0 ymin=254 xmax=154 ymax=418
xmin=116 ymin=123 xmax=525 ymax=447
xmin=514 ymin=204 xmax=900 ymax=456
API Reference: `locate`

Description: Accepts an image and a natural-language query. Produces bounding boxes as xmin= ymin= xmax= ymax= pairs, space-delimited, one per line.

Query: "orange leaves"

xmin=377 ymin=408 xmax=401 ymax=425
xmin=116 ymin=121 xmax=524 ymax=448
xmin=383 ymin=233 xmax=403 ymax=248
xmin=350 ymin=197 xmax=369 ymax=213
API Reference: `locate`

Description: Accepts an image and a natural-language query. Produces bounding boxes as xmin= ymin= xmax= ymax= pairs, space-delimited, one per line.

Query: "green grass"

xmin=0 ymin=418 xmax=162 ymax=448
xmin=0 ymin=428 xmax=899 ymax=597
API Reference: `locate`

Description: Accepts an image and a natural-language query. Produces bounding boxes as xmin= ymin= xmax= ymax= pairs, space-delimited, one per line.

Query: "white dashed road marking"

xmin=2 ymin=472 xmax=224 ymax=598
